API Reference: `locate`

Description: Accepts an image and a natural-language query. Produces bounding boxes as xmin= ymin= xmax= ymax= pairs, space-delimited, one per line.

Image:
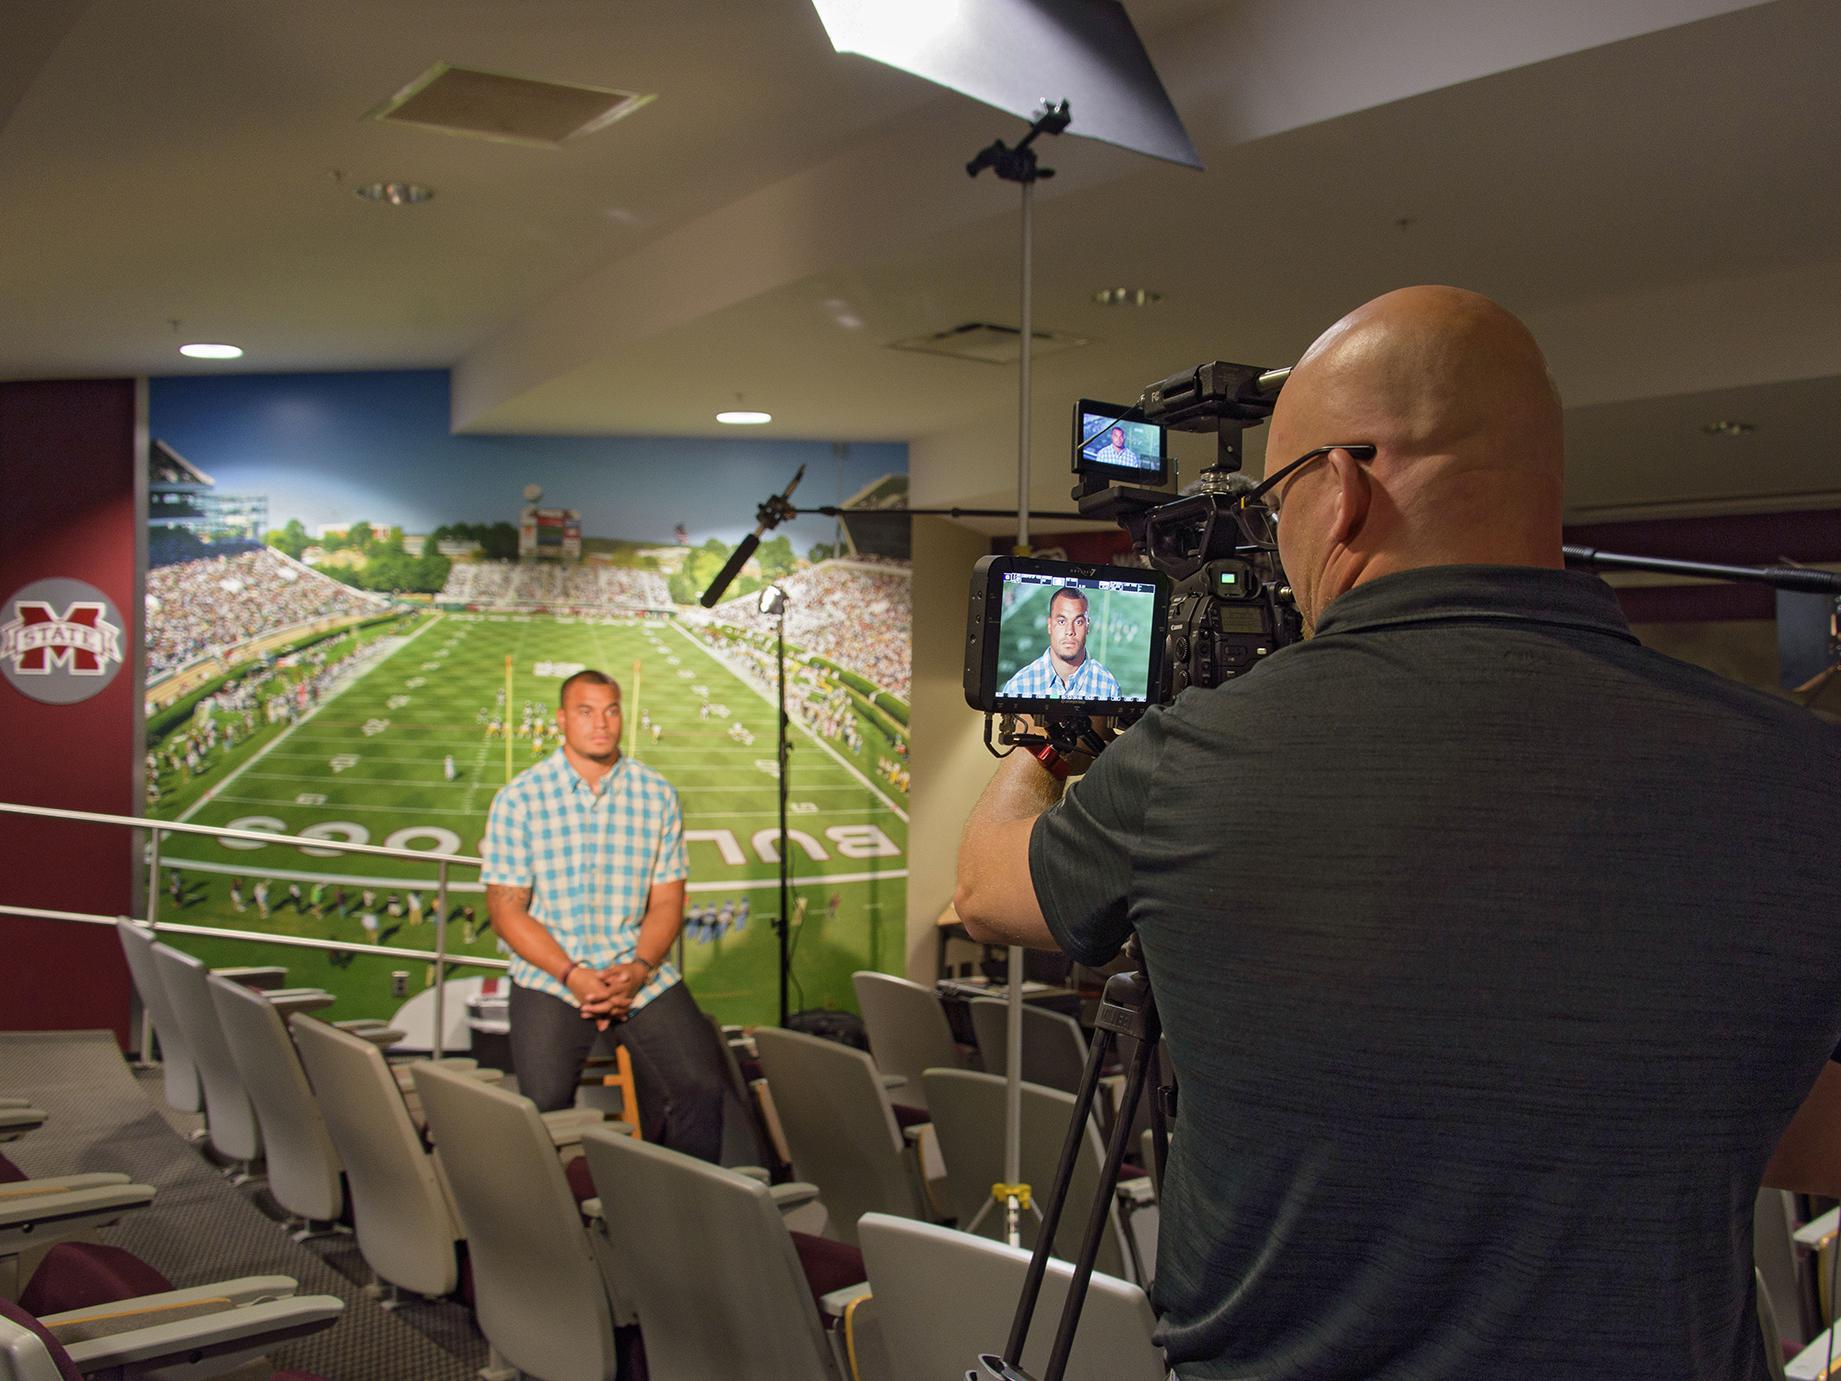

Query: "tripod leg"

xmin=1000 ymin=1022 xmax=1119 ymax=1366
xmin=1041 ymin=1021 xmax=1161 ymax=1381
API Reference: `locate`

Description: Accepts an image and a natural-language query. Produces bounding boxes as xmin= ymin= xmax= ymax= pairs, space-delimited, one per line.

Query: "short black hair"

xmin=559 ymin=668 xmax=619 ymax=708
xmin=1050 ymin=586 xmax=1089 ymax=615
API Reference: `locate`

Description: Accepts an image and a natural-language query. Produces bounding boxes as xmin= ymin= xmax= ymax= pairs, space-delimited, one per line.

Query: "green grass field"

xmin=150 ymin=612 xmax=908 ymax=1027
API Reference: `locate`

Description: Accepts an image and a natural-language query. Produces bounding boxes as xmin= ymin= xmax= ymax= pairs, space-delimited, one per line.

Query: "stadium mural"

xmin=144 ymin=369 xmax=909 ymax=1028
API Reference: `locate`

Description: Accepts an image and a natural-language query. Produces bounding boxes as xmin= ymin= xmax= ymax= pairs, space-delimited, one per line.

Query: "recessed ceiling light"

xmin=356 ymin=181 xmax=434 ymax=206
xmin=1701 ymin=420 xmax=1757 ymax=437
xmin=1092 ymin=287 xmax=1164 ymax=307
xmin=716 ymin=410 xmax=772 ymax=426
xmin=179 ymin=343 xmax=244 ymax=360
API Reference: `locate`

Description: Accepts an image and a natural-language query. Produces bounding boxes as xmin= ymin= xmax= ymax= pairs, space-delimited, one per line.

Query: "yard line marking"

xmin=175 ymin=616 xmax=444 ymax=824
xmin=216 ymin=794 xmax=487 ymax=818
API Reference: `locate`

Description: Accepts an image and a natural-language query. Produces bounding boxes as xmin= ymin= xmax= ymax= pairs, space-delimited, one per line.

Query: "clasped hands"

xmin=564 ymin=961 xmax=651 ymax=1030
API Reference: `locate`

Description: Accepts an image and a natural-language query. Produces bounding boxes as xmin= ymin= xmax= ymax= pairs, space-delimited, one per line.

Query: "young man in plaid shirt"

xmin=999 ymin=586 xmax=1123 ymax=701
xmin=482 ymin=669 xmax=727 ymax=1161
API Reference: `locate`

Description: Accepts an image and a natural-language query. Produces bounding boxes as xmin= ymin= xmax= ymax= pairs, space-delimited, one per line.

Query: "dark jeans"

xmin=508 ymin=979 xmax=727 ymax=1163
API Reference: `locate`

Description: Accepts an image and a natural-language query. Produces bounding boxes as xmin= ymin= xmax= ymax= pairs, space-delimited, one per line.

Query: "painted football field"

xmin=156 ymin=612 xmax=909 ymax=1027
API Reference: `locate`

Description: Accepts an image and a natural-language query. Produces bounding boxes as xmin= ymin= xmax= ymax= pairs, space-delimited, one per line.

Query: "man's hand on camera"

xmin=1019 ymin=713 xmax=1117 ymax=776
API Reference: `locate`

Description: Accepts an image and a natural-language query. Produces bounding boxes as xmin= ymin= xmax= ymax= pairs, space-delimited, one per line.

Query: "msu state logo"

xmin=0 ymin=578 xmax=127 ymax=705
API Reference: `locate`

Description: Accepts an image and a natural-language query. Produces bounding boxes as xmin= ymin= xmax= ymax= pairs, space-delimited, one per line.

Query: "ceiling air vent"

xmin=888 ymin=322 xmax=1089 ymax=365
xmin=368 ymin=63 xmax=655 ymax=148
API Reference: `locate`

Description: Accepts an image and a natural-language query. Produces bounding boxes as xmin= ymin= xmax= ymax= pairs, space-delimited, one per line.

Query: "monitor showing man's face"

xmin=1048 ymin=589 xmax=1090 ymax=666
xmin=1110 ymin=426 xmax=1126 ymax=449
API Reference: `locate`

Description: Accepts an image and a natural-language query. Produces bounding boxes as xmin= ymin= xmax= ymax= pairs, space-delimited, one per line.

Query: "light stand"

xmin=759 ymin=583 xmax=794 ymax=1025
xmin=967 ymin=98 xmax=1071 ymax=1251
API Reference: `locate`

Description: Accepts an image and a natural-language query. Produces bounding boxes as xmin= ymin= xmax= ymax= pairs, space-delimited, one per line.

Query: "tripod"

xmin=972 ymin=938 xmax=1173 ymax=1381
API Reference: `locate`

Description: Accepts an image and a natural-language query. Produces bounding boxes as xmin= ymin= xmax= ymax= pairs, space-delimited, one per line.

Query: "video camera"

xmin=964 ymin=361 xmax=1296 ymax=749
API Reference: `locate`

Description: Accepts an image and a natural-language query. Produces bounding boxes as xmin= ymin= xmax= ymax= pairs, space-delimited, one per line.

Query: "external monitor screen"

xmin=1075 ymin=400 xmax=1167 ymax=485
xmin=993 ymin=570 xmax=1160 ymax=703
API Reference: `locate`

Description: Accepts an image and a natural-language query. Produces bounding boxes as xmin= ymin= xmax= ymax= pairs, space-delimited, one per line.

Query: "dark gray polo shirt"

xmin=1030 ymin=565 xmax=1841 ymax=1380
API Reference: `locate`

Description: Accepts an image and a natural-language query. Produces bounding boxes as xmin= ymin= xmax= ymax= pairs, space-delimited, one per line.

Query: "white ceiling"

xmin=2 ymin=0 xmax=1837 ymax=523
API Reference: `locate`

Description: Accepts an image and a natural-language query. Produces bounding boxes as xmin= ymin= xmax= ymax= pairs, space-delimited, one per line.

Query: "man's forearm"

xmin=485 ymin=883 xmax=573 ymax=979
xmin=966 ymin=750 xmax=1063 ymax=838
xmin=953 ymin=751 xmax=1062 ymax=947
xmin=632 ymin=881 xmax=686 ymax=970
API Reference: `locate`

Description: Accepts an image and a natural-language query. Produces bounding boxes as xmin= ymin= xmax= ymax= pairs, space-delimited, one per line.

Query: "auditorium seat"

xmin=114 ymin=921 xmax=203 ymax=1120
xmin=852 ymin=972 xmax=967 ymax=1114
xmin=0 ymin=1168 xmax=156 ymax=1301
xmin=206 ymin=976 xmax=345 ymax=1235
xmin=0 ymin=1282 xmax=342 ymax=1381
xmin=752 ymin=1027 xmax=934 ymax=1248
xmin=409 ymin=1063 xmax=627 ymax=1381
xmin=580 ymin=1124 xmax=861 ymax=1379
xmin=921 ymin=1069 xmax=1141 ymax=1285
xmin=149 ymin=943 xmax=268 ymax=1177
xmin=967 ymin=998 xmax=1090 ymax=1099
xmin=287 ymin=1016 xmax=464 ymax=1303
xmin=857 ymin=1212 xmax=1163 ymax=1381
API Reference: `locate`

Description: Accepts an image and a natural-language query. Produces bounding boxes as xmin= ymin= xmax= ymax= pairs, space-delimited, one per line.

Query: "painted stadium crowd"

xmin=437 ymin=561 xmax=671 ymax=610
xmin=710 ymin=562 xmax=911 ymax=700
xmin=691 ymin=626 xmax=915 ymax=784
xmin=144 ymin=640 xmax=389 ymax=806
xmin=146 ymin=549 xmax=382 ymax=676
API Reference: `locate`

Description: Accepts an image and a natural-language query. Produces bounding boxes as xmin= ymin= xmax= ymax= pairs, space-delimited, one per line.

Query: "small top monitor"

xmin=1074 ymin=400 xmax=1168 ymax=487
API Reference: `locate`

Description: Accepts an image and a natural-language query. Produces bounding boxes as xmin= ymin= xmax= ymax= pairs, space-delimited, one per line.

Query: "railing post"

xmin=145 ymin=826 xmax=161 ymax=932
xmin=137 ymin=826 xmax=161 ymax=1065
xmin=432 ymin=859 xmax=449 ymax=1061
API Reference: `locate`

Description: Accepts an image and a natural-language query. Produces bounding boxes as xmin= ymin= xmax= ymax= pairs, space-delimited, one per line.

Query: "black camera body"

xmin=963 ymin=365 xmax=1297 ymax=716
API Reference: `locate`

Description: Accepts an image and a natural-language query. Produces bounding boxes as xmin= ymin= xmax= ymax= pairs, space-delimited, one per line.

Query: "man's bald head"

xmin=1265 ymin=286 xmax=1567 ymax=633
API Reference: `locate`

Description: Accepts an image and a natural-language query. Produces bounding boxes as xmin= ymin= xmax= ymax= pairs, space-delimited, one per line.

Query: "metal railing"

xmin=0 ymin=801 xmax=503 ymax=1060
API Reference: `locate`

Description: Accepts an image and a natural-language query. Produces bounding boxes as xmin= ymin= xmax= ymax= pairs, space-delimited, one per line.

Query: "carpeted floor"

xmin=2 ymin=1029 xmax=483 ymax=1380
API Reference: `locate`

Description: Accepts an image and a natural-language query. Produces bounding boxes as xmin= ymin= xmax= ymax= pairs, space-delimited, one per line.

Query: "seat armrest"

xmin=42 ymin=1277 xmax=300 ymax=1323
xmin=1789 ymin=1326 xmax=1836 ymax=1379
xmin=54 ymin=1291 xmax=342 ymax=1372
xmin=879 ymin=1073 xmax=907 ymax=1091
xmin=0 ymin=1173 xmax=132 ymax=1198
xmin=0 ymin=1183 xmax=158 ymax=1250
xmin=210 ymin=966 xmax=289 ymax=990
xmin=768 ymin=1181 xmax=820 ymax=1209
xmin=901 ymin=1123 xmax=933 ymax=1145
xmin=542 ymin=1108 xmax=630 ymax=1147
xmin=579 ymin=1197 xmax=603 ymax=1220
xmin=818 ymin=1280 xmax=872 ymax=1320
xmin=1116 ymin=1176 xmax=1156 ymax=1208
xmin=0 ymin=1106 xmax=46 ymax=1139
xmin=0 ymin=1099 xmax=32 ymax=1109
xmin=1794 ymin=1206 xmax=1839 ymax=1253
xmin=267 ymin=991 xmax=336 ymax=1020
xmin=733 ymin=1165 xmax=773 ymax=1184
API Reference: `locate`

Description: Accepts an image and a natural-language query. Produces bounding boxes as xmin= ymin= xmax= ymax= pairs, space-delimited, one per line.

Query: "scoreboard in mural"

xmin=142 ymin=370 xmax=910 ymax=1027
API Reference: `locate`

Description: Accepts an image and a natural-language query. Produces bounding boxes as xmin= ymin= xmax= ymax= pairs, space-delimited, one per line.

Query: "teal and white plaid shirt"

xmin=481 ymin=749 xmax=688 ymax=1012
xmin=998 ymin=649 xmax=1124 ymax=700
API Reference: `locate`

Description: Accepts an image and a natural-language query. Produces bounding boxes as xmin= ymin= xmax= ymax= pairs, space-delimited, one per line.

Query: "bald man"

xmin=956 ymin=287 xmax=1841 ymax=1379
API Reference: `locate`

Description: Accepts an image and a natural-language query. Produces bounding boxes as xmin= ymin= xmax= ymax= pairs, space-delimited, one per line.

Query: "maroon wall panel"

xmin=0 ymin=379 xmax=139 ymax=1045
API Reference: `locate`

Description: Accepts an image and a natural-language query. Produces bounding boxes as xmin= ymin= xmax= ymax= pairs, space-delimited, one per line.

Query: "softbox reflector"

xmin=811 ymin=0 xmax=1202 ymax=169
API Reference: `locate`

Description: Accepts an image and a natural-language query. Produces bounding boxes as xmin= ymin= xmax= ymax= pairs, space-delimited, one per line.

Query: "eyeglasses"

xmin=1230 ymin=443 xmax=1378 ymax=548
